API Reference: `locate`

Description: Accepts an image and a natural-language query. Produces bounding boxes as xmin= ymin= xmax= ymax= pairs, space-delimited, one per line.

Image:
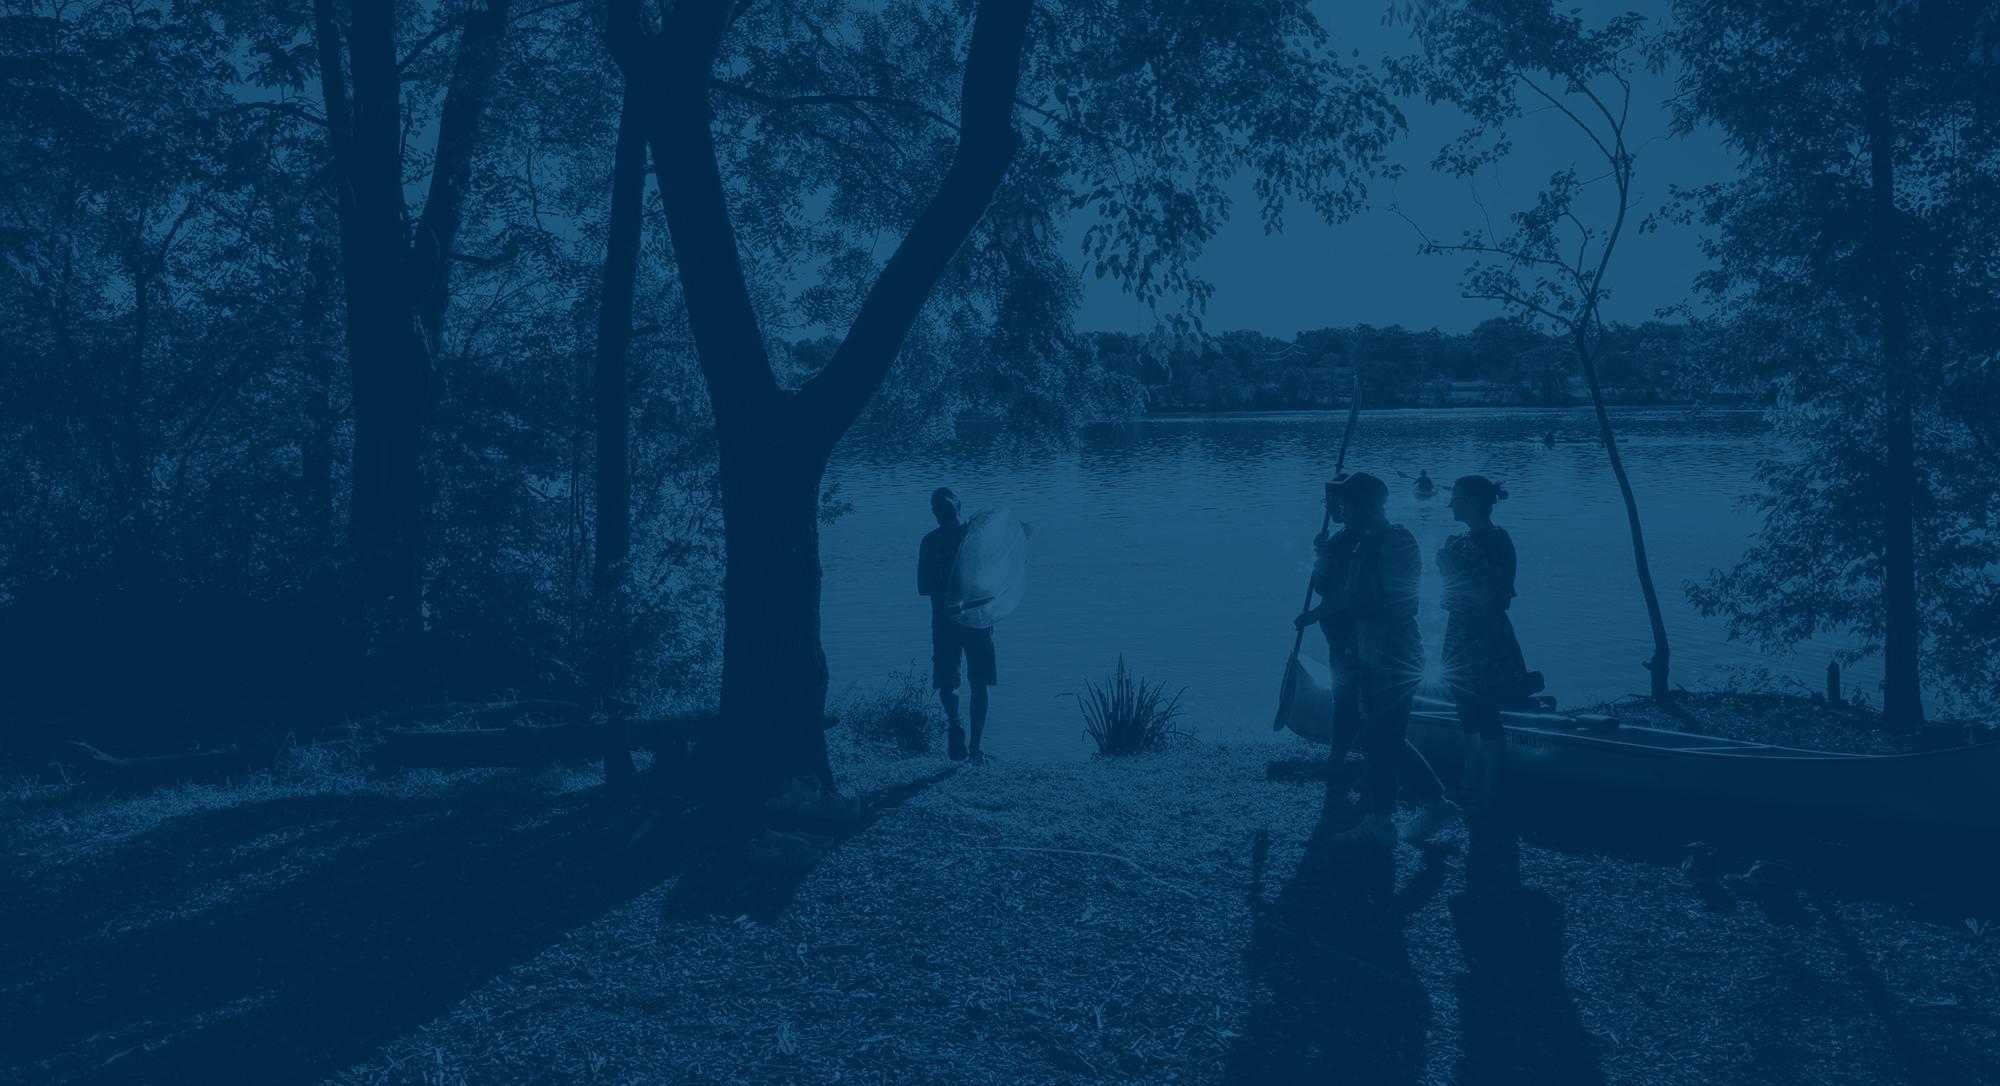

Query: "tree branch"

xmin=710 ymin=79 xmax=962 ymax=135
xmin=413 ymin=0 xmax=511 ymax=348
xmin=642 ymin=0 xmax=783 ymax=420
xmin=795 ymin=0 xmax=1034 ymax=452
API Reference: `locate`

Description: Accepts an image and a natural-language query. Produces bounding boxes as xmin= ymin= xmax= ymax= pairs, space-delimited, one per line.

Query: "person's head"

xmin=930 ymin=486 xmax=961 ymax=527
xmin=1448 ymin=475 xmax=1507 ymax=524
xmin=1327 ymin=472 xmax=1389 ymax=523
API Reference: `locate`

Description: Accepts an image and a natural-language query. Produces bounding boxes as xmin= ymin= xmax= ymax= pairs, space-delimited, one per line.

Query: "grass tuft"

xmin=839 ymin=668 xmax=940 ymax=756
xmin=1077 ymin=656 xmax=1187 ymax=757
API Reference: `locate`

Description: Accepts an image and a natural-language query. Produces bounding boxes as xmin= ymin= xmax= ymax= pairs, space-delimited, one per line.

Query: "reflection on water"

xmin=821 ymin=407 xmax=1875 ymax=761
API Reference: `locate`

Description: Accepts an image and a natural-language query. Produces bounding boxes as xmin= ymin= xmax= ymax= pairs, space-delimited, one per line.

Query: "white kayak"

xmin=1277 ymin=655 xmax=2000 ymax=836
xmin=944 ymin=508 xmax=1032 ymax=630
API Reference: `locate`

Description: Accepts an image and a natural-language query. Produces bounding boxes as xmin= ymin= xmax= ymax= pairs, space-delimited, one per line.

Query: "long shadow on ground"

xmin=3 ymin=768 xmax=955 ymax=1085
xmin=1224 ymin=776 xmax=1433 ymax=1085
xmin=3 ymin=781 xmax=680 ymax=1085
xmin=1449 ymin=808 xmax=1606 ymax=1086
xmin=661 ymin=765 xmax=959 ymax=924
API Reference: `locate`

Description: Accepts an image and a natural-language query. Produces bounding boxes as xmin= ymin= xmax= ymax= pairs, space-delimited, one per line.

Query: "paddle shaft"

xmin=1274 ymin=377 xmax=1363 ymax=730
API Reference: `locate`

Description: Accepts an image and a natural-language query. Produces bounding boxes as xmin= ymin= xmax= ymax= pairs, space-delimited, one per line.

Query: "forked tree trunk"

xmin=626 ymin=0 xmax=1031 ymax=800
xmin=1865 ymin=46 xmax=1924 ymax=728
xmin=315 ymin=0 xmax=509 ymax=677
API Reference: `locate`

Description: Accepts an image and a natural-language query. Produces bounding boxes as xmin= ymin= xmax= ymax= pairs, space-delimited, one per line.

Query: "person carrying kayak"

xmin=919 ymin=487 xmax=995 ymax=761
xmin=1437 ymin=475 xmax=1532 ymax=809
xmin=1294 ymin=472 xmax=1457 ymax=846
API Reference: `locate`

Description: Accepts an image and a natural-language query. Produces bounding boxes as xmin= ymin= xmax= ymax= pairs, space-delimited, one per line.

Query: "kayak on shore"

xmin=1278 ymin=653 xmax=2000 ymax=837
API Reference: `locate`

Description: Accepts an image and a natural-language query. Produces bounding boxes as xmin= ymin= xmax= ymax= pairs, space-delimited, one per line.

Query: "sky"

xmin=1072 ymin=0 xmax=1741 ymax=338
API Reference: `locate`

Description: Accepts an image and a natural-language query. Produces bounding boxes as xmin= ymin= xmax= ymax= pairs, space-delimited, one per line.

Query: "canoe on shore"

xmin=1403 ymin=696 xmax=2000 ymax=837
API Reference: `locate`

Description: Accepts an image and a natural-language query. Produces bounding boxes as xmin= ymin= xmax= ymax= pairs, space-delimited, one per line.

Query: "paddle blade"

xmin=1277 ymin=653 xmax=1339 ymax=744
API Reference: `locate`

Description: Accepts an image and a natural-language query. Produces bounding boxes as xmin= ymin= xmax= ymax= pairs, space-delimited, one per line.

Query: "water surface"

xmin=821 ymin=408 xmax=1874 ymax=761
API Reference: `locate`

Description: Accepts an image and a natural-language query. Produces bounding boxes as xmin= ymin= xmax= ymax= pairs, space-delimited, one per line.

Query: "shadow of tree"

xmin=4 ymin=767 xmax=958 ymax=1085
xmin=661 ymin=765 xmax=958 ymax=924
xmin=1449 ymin=807 xmax=1606 ymax=1086
xmin=5 ymin=784 xmax=680 ymax=1085
xmin=1224 ymin=776 xmax=1432 ymax=1085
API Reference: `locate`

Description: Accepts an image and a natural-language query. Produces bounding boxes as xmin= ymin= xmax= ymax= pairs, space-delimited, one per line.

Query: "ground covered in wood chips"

xmin=7 ymin=712 xmax=1998 ymax=1085
xmin=319 ymin=740 xmax=1996 ymax=1086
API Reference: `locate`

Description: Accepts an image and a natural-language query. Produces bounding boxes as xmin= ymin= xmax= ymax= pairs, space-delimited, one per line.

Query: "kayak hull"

xmin=1405 ymin=706 xmax=2000 ymax=837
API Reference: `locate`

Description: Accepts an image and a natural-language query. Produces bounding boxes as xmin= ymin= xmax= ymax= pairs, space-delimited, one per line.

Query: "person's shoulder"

xmin=1380 ymin=524 xmax=1419 ymax=557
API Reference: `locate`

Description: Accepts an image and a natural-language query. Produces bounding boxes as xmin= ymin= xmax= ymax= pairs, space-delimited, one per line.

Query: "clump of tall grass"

xmin=1077 ymin=657 xmax=1187 ymax=757
xmin=840 ymin=668 xmax=940 ymax=756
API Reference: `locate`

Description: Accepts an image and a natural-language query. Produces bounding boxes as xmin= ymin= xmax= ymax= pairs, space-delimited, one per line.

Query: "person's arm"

xmin=1296 ymin=534 xmax=1345 ymax=628
xmin=1496 ymin=531 xmax=1518 ymax=610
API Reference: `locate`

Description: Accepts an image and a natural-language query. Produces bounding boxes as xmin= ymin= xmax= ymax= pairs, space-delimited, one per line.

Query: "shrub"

xmin=1078 ymin=657 xmax=1186 ymax=757
xmin=841 ymin=669 xmax=939 ymax=755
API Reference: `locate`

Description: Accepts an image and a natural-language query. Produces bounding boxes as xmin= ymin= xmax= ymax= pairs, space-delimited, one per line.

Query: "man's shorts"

xmin=932 ymin=612 xmax=997 ymax=691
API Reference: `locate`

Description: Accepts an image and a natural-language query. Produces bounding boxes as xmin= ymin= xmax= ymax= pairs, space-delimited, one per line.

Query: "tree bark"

xmin=591 ymin=86 xmax=647 ymax=608
xmin=300 ymin=238 xmax=337 ymax=539
xmin=713 ymin=443 xmax=836 ymax=794
xmin=1576 ymin=338 xmax=1672 ymax=698
xmin=1866 ymin=45 xmax=1925 ymax=728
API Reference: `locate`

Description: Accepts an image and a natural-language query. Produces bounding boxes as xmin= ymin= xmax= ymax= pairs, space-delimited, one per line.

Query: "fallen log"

xmin=63 ymin=741 xmax=265 ymax=789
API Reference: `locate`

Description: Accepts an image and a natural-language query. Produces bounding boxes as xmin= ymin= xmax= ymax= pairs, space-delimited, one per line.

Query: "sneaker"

xmin=763 ymin=775 xmax=820 ymax=814
xmin=1331 ymin=812 xmax=1396 ymax=848
xmin=1400 ymin=799 xmax=1460 ymax=843
xmin=948 ymin=724 xmax=968 ymax=762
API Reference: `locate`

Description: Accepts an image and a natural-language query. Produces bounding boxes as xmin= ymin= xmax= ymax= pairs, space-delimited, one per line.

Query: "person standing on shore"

xmin=919 ymin=487 xmax=995 ymax=761
xmin=1294 ymin=472 xmax=1457 ymax=845
xmin=1437 ymin=475 xmax=1529 ymax=809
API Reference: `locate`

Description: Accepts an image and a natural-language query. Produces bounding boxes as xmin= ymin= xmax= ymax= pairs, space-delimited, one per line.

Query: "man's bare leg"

xmin=939 ymin=688 xmax=966 ymax=761
xmin=968 ymin=686 xmax=989 ymax=758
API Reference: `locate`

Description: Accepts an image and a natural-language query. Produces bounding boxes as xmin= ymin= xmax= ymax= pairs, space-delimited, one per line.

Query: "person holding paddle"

xmin=1294 ymin=472 xmax=1457 ymax=846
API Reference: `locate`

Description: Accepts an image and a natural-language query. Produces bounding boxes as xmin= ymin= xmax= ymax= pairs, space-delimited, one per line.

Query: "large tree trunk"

xmin=1866 ymin=46 xmax=1924 ymax=728
xmin=712 ymin=435 xmax=835 ymax=796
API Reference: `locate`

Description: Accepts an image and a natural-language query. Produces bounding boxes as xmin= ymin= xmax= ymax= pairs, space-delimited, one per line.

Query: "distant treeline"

xmin=1085 ymin=319 xmax=1697 ymax=412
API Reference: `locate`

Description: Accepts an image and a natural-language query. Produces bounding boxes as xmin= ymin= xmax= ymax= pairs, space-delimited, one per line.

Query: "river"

xmin=820 ymin=407 xmax=1876 ymax=762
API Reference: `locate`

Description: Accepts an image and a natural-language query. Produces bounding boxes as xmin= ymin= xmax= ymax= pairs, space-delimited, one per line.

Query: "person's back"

xmin=1334 ymin=519 xmax=1422 ymax=672
xmin=917 ymin=521 xmax=965 ymax=610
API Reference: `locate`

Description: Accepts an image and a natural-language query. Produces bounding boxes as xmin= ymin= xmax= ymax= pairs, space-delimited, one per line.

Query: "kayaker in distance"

xmin=919 ymin=487 xmax=995 ymax=762
xmin=1294 ymin=471 xmax=1457 ymax=846
xmin=1437 ymin=475 xmax=1533 ymax=809
xmin=1414 ymin=470 xmax=1435 ymax=496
